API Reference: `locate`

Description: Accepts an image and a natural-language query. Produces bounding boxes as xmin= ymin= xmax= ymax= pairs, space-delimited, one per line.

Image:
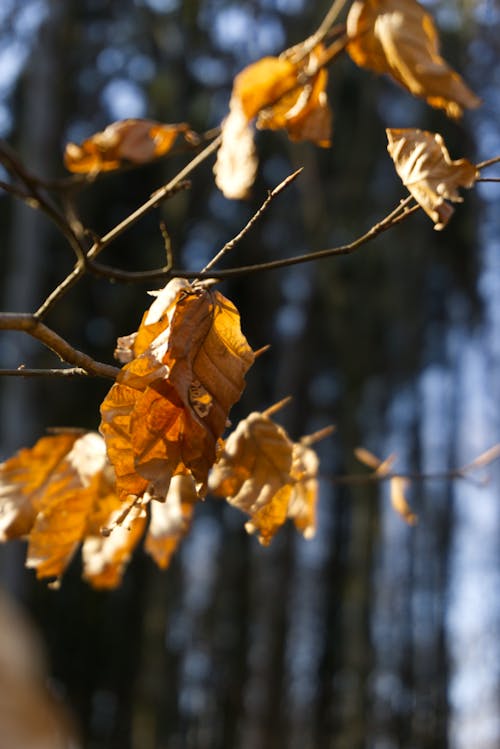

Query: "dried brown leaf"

xmin=25 ymin=433 xmax=112 ymax=583
xmin=386 ymin=128 xmax=478 ymax=229
xmin=390 ymin=476 xmax=417 ymax=525
xmin=144 ymin=475 xmax=198 ymax=569
xmin=347 ymin=0 xmax=480 ymax=118
xmin=287 ymin=441 xmax=319 ymax=539
xmin=0 ymin=433 xmax=79 ymax=541
xmin=100 ymin=278 xmax=255 ymax=501
xmin=209 ymin=410 xmax=294 ymax=545
xmin=214 ymin=100 xmax=258 ymax=199
xmin=64 ymin=119 xmax=194 ymax=174
xmin=82 ymin=499 xmax=147 ymax=589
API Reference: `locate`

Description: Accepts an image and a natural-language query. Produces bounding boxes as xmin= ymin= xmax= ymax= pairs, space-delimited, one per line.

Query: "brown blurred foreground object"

xmin=0 ymin=588 xmax=78 ymax=749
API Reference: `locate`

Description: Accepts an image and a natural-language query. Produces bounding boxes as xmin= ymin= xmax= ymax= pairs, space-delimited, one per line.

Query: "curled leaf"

xmin=209 ymin=410 xmax=322 ymax=545
xmin=209 ymin=410 xmax=293 ymax=545
xmin=386 ymin=128 xmax=478 ymax=229
xmin=216 ymin=45 xmax=332 ymax=198
xmin=82 ymin=499 xmax=147 ymax=589
xmin=390 ymin=477 xmax=417 ymax=525
xmin=100 ymin=278 xmax=255 ymax=501
xmin=346 ymin=0 xmax=480 ymax=118
xmin=0 ymin=433 xmax=79 ymax=540
xmin=25 ymin=433 xmax=111 ymax=582
xmin=64 ymin=119 xmax=195 ymax=174
xmin=144 ymin=475 xmax=198 ymax=569
xmin=214 ymin=100 xmax=258 ymax=200
xmin=288 ymin=441 xmax=319 ymax=540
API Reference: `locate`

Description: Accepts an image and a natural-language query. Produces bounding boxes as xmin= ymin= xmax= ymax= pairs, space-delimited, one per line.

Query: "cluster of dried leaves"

xmin=0 ymin=0 xmax=487 ymax=589
xmin=0 ymin=281 xmax=329 ymax=588
xmin=63 ymin=0 xmax=480 ymax=227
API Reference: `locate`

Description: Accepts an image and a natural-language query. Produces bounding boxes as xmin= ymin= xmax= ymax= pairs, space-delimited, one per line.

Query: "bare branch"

xmin=34 ymin=139 xmax=218 ymax=320
xmin=477 ymin=156 xmax=500 ymax=170
xmin=0 ymin=367 xmax=90 ymax=377
xmin=0 ymin=313 xmax=119 ymax=380
xmin=201 ymin=168 xmax=303 ymax=274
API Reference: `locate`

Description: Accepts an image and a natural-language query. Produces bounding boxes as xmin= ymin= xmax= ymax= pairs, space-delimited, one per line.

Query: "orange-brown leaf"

xmin=100 ymin=278 xmax=255 ymax=500
xmin=288 ymin=441 xmax=319 ymax=539
xmin=25 ymin=433 xmax=111 ymax=583
xmin=256 ymin=48 xmax=332 ymax=147
xmin=213 ymin=100 xmax=258 ymax=199
xmin=82 ymin=498 xmax=147 ymax=589
xmin=64 ymin=119 xmax=194 ymax=174
xmin=209 ymin=410 xmax=295 ymax=545
xmin=346 ymin=0 xmax=480 ymax=118
xmin=386 ymin=128 xmax=478 ymax=229
xmin=390 ymin=477 xmax=418 ymax=525
xmin=234 ymin=57 xmax=299 ymax=120
xmin=145 ymin=475 xmax=198 ymax=569
xmin=0 ymin=433 xmax=79 ymax=541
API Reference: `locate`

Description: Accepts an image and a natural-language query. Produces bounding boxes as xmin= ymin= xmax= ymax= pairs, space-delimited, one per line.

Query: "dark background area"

xmin=1 ymin=1 xmax=500 ymax=748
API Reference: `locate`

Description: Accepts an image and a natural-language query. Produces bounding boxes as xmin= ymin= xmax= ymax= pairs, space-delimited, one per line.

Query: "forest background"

xmin=0 ymin=0 xmax=500 ymax=748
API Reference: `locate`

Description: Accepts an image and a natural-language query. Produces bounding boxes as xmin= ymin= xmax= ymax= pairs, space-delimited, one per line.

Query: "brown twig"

xmin=477 ymin=156 xmax=500 ymax=170
xmin=0 ymin=313 xmax=119 ymax=380
xmin=69 ymin=195 xmax=418 ymax=284
xmin=34 ymin=140 xmax=218 ymax=320
xmin=0 ymin=367 xmax=90 ymax=377
xmin=200 ymin=168 xmax=303 ymax=274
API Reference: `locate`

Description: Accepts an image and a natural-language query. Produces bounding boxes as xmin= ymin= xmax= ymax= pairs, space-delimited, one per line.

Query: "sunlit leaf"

xmin=100 ymin=278 xmax=255 ymax=501
xmin=209 ymin=410 xmax=295 ymax=545
xmin=346 ymin=0 xmax=480 ymax=118
xmin=389 ymin=476 xmax=417 ymax=525
xmin=214 ymin=100 xmax=258 ymax=199
xmin=386 ymin=128 xmax=478 ymax=229
xmin=216 ymin=45 xmax=333 ymax=198
xmin=64 ymin=119 xmax=195 ymax=174
xmin=24 ymin=433 xmax=111 ymax=583
xmin=287 ymin=441 xmax=319 ymax=539
xmin=0 ymin=433 xmax=79 ymax=541
xmin=144 ymin=475 xmax=198 ymax=569
xmin=82 ymin=498 xmax=147 ymax=589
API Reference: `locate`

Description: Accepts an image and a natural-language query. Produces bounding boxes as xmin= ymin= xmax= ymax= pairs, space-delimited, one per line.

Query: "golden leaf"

xmin=209 ymin=410 xmax=295 ymax=545
xmin=234 ymin=57 xmax=299 ymax=120
xmin=64 ymin=119 xmax=194 ymax=174
xmin=82 ymin=498 xmax=147 ymax=589
xmin=346 ymin=0 xmax=480 ymax=118
xmin=25 ymin=433 xmax=111 ymax=582
xmin=386 ymin=128 xmax=478 ymax=229
xmin=100 ymin=278 xmax=255 ymax=501
xmin=288 ymin=441 xmax=319 ymax=540
xmin=213 ymin=100 xmax=258 ymax=200
xmin=0 ymin=433 xmax=79 ymax=541
xmin=144 ymin=475 xmax=198 ymax=569
xmin=390 ymin=477 xmax=417 ymax=525
xmin=256 ymin=47 xmax=332 ymax=147
xmin=215 ymin=47 xmax=333 ymax=198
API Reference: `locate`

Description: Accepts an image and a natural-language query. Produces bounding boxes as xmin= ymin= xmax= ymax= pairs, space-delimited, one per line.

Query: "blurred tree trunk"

xmin=0 ymin=0 xmax=68 ymax=594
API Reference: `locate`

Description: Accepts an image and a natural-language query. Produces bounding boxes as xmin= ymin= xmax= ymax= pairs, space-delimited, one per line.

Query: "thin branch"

xmin=201 ymin=168 xmax=303 ymax=274
xmin=0 ymin=367 xmax=90 ymax=377
xmin=71 ymin=196 xmax=418 ymax=284
xmin=33 ymin=141 xmax=217 ymax=320
xmin=325 ymin=442 xmax=500 ymax=487
xmin=0 ymin=141 xmax=88 ymax=266
xmin=0 ymin=313 xmax=119 ymax=380
xmin=477 ymin=156 xmax=500 ymax=170
xmin=300 ymin=0 xmax=349 ymax=56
